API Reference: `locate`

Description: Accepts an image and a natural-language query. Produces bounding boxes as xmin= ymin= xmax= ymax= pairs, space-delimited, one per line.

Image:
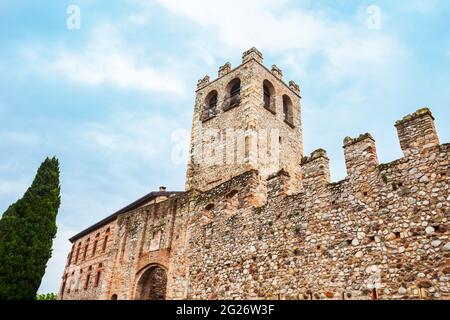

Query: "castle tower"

xmin=186 ymin=48 xmax=303 ymax=192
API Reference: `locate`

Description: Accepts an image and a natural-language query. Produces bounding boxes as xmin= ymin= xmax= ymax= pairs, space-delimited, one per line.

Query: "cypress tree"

xmin=0 ymin=157 xmax=61 ymax=300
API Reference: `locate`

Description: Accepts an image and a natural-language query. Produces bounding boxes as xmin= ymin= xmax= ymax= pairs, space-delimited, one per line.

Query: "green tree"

xmin=36 ymin=292 xmax=58 ymax=300
xmin=0 ymin=157 xmax=61 ymax=300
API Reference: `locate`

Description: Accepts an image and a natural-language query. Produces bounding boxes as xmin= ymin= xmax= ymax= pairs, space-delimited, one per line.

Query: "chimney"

xmin=159 ymin=186 xmax=167 ymax=192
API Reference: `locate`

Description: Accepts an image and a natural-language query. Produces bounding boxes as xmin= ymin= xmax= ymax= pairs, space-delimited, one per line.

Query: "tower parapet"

xmin=395 ymin=108 xmax=440 ymax=156
xmin=301 ymin=149 xmax=330 ymax=191
xmin=288 ymin=81 xmax=301 ymax=96
xmin=266 ymin=169 xmax=290 ymax=197
xmin=218 ymin=62 xmax=232 ymax=78
xmin=343 ymin=133 xmax=379 ymax=178
xmin=242 ymin=47 xmax=263 ymax=64
xmin=197 ymin=75 xmax=210 ymax=90
xmin=271 ymin=65 xmax=283 ymax=80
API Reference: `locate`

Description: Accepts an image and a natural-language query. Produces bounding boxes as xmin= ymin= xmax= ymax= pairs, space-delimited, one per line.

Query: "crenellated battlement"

xmin=300 ymin=149 xmax=331 ymax=191
xmin=300 ymin=108 xmax=444 ymax=191
xmin=343 ymin=133 xmax=375 ymax=147
xmin=395 ymin=107 xmax=440 ymax=156
xmin=395 ymin=107 xmax=434 ymax=126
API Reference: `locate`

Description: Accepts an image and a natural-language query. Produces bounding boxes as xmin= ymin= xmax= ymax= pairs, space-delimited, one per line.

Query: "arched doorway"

xmin=135 ymin=265 xmax=167 ymax=300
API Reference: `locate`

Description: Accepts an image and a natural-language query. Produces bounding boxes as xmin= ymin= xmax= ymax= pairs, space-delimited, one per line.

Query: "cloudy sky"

xmin=0 ymin=0 xmax=449 ymax=294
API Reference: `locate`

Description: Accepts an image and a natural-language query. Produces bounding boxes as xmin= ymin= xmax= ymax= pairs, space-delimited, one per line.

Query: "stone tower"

xmin=185 ymin=48 xmax=303 ymax=192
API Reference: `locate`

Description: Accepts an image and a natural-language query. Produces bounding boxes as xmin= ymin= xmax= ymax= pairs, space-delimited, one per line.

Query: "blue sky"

xmin=0 ymin=0 xmax=449 ymax=294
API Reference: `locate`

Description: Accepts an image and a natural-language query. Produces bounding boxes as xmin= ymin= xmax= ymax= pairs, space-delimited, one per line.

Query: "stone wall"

xmin=184 ymin=108 xmax=449 ymax=300
xmin=59 ymin=47 xmax=449 ymax=300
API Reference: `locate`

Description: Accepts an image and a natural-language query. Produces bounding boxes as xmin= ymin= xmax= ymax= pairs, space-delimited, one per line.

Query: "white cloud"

xmin=81 ymin=112 xmax=183 ymax=161
xmin=156 ymin=0 xmax=402 ymax=81
xmin=0 ymin=179 xmax=26 ymax=199
xmin=25 ymin=24 xmax=186 ymax=95
xmin=399 ymin=0 xmax=440 ymax=14
xmin=0 ymin=131 xmax=41 ymax=145
xmin=38 ymin=224 xmax=78 ymax=294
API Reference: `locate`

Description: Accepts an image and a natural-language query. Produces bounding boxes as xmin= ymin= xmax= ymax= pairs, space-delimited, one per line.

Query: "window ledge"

xmin=264 ymin=105 xmax=276 ymax=115
xmin=223 ymin=102 xmax=240 ymax=112
xmin=201 ymin=114 xmax=217 ymax=122
xmin=284 ymin=119 xmax=295 ymax=128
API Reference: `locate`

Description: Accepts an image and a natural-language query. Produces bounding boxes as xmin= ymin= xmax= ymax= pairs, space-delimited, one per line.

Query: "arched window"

xmin=60 ymin=274 xmax=68 ymax=298
xmin=206 ymin=90 xmax=218 ymax=109
xmin=84 ymin=274 xmax=91 ymax=290
xmin=83 ymin=238 xmax=90 ymax=260
xmin=263 ymin=80 xmax=275 ymax=113
xmin=84 ymin=266 xmax=92 ymax=290
xmin=103 ymin=228 xmax=110 ymax=252
xmin=231 ymin=82 xmax=240 ymax=97
xmin=92 ymin=233 xmax=99 ymax=256
xmin=372 ymin=288 xmax=378 ymax=300
xmin=224 ymin=78 xmax=241 ymax=111
xmin=94 ymin=264 xmax=102 ymax=287
xmin=67 ymin=244 xmax=74 ymax=266
xmin=77 ymin=269 xmax=83 ymax=291
xmin=69 ymin=271 xmax=75 ymax=294
xmin=111 ymin=294 xmax=118 ymax=300
xmin=75 ymin=243 xmax=81 ymax=264
xmin=283 ymin=95 xmax=294 ymax=127
xmin=201 ymin=90 xmax=218 ymax=121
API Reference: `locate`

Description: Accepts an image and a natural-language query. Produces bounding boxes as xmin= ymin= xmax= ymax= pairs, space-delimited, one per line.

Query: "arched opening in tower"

xmin=135 ymin=265 xmax=167 ymax=300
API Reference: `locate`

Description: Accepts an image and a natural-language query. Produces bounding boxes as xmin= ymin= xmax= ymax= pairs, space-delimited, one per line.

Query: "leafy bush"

xmin=36 ymin=293 xmax=58 ymax=300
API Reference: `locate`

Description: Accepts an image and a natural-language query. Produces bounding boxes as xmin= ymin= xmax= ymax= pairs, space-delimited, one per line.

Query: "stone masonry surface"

xmin=60 ymin=49 xmax=450 ymax=300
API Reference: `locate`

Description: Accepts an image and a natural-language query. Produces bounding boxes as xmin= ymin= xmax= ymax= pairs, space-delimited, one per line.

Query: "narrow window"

xmin=92 ymin=233 xmax=99 ymax=256
xmin=75 ymin=244 xmax=81 ymax=264
xmin=60 ymin=274 xmax=68 ymax=298
xmin=202 ymin=90 xmax=218 ymax=121
xmin=103 ymin=235 xmax=108 ymax=251
xmin=68 ymin=271 xmax=74 ymax=293
xmin=263 ymin=84 xmax=271 ymax=108
xmin=371 ymin=288 xmax=378 ymax=300
xmin=208 ymin=92 xmax=217 ymax=109
xmin=224 ymin=78 xmax=241 ymax=111
xmin=263 ymin=80 xmax=275 ymax=113
xmin=283 ymin=95 xmax=294 ymax=127
xmin=67 ymin=245 xmax=74 ymax=266
xmin=84 ymin=274 xmax=91 ymax=290
xmin=230 ymin=82 xmax=240 ymax=99
xmin=103 ymin=228 xmax=110 ymax=252
xmin=94 ymin=271 xmax=101 ymax=287
xmin=83 ymin=238 xmax=90 ymax=260
xmin=92 ymin=240 xmax=98 ymax=256
xmin=95 ymin=263 xmax=103 ymax=287
xmin=111 ymin=294 xmax=118 ymax=300
xmin=77 ymin=269 xmax=83 ymax=291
